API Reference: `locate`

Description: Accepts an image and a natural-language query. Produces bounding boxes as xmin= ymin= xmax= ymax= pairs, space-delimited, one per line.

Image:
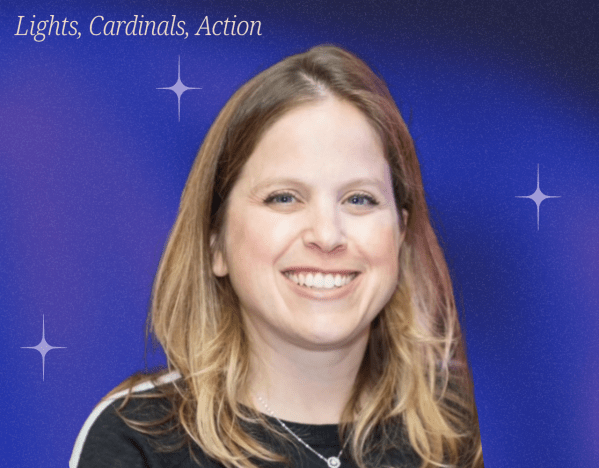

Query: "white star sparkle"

xmin=21 ymin=315 xmax=66 ymax=381
xmin=515 ymin=164 xmax=561 ymax=230
xmin=157 ymin=56 xmax=202 ymax=121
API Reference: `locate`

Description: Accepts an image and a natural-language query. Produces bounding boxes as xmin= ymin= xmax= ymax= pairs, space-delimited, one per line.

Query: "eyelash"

xmin=347 ymin=192 xmax=379 ymax=206
xmin=264 ymin=192 xmax=297 ymax=204
xmin=263 ymin=191 xmax=379 ymax=206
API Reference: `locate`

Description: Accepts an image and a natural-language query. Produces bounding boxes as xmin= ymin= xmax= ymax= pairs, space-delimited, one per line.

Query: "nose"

xmin=302 ymin=200 xmax=347 ymax=253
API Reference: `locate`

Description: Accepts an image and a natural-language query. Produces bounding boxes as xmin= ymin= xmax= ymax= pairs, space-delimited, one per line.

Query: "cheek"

xmin=224 ymin=211 xmax=296 ymax=310
xmin=226 ymin=211 xmax=293 ymax=267
xmin=352 ymin=217 xmax=401 ymax=269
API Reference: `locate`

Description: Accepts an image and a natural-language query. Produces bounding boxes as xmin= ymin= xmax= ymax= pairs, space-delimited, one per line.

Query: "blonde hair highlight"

xmin=108 ymin=45 xmax=483 ymax=468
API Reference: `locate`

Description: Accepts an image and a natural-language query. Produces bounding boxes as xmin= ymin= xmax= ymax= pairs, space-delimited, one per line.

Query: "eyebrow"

xmin=251 ymin=177 xmax=390 ymax=194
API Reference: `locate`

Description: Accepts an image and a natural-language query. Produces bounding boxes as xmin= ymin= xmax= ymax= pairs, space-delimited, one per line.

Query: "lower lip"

xmin=281 ymin=273 xmax=360 ymax=300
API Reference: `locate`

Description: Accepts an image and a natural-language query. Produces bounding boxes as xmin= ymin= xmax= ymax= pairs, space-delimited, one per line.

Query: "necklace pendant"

xmin=327 ymin=456 xmax=341 ymax=468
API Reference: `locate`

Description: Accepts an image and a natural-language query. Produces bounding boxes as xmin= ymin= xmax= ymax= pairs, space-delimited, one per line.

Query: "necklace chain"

xmin=256 ymin=395 xmax=343 ymax=468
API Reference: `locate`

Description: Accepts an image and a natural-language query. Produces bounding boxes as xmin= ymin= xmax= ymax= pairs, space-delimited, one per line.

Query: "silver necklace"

xmin=256 ymin=395 xmax=344 ymax=468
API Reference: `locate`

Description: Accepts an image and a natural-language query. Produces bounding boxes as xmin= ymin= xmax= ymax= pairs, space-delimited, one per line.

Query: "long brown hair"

xmin=109 ymin=45 xmax=483 ymax=468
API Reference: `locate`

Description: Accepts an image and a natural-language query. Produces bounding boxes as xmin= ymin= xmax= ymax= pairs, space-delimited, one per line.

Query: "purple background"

xmin=1 ymin=1 xmax=598 ymax=467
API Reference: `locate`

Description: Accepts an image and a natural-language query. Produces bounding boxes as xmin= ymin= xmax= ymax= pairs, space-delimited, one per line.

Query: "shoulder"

xmin=70 ymin=371 xmax=192 ymax=468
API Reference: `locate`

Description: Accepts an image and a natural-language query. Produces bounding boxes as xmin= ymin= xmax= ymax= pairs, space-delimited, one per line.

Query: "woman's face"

xmin=212 ymin=97 xmax=406 ymax=352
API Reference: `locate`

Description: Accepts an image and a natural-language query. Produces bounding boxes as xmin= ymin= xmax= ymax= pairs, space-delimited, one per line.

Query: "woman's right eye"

xmin=264 ymin=192 xmax=296 ymax=204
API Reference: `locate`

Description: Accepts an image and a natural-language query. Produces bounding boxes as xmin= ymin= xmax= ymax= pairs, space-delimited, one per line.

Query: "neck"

xmin=245 ymin=322 xmax=369 ymax=425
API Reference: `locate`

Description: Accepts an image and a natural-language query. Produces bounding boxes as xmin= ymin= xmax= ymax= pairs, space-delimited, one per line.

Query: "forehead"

xmin=238 ymin=97 xmax=390 ymax=187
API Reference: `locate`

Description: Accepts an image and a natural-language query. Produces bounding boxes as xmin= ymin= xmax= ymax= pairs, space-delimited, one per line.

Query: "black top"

xmin=71 ymin=380 xmax=421 ymax=468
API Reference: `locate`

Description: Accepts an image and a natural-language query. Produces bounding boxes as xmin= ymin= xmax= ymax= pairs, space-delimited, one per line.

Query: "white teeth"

xmin=334 ymin=274 xmax=342 ymax=286
xmin=284 ymin=271 xmax=357 ymax=289
xmin=313 ymin=272 xmax=324 ymax=288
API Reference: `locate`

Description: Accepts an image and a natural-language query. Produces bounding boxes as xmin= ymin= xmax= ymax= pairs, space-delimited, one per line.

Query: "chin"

xmin=293 ymin=325 xmax=370 ymax=350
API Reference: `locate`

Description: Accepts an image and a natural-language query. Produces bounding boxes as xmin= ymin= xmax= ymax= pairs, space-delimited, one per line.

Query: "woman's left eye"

xmin=346 ymin=193 xmax=379 ymax=206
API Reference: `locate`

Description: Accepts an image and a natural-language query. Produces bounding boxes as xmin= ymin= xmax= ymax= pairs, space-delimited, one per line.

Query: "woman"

xmin=71 ymin=45 xmax=483 ymax=468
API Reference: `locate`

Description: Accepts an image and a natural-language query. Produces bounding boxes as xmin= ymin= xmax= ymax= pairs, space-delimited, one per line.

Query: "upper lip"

xmin=282 ymin=267 xmax=360 ymax=275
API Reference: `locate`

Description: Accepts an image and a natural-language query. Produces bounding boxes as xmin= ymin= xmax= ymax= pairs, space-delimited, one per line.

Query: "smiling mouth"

xmin=283 ymin=271 xmax=359 ymax=290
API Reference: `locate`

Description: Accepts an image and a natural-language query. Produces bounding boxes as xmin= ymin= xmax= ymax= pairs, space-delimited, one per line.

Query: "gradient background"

xmin=1 ymin=1 xmax=598 ymax=467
